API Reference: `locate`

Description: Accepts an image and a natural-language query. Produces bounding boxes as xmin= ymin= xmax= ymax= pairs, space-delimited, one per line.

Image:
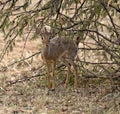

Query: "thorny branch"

xmin=7 ymin=51 xmax=41 ymax=67
xmin=100 ymin=0 xmax=119 ymax=39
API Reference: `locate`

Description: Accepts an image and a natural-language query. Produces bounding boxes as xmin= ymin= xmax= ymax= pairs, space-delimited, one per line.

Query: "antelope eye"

xmin=41 ymin=37 xmax=44 ymax=40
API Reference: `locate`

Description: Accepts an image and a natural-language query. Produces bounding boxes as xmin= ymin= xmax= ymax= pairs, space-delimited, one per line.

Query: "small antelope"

xmin=39 ymin=29 xmax=80 ymax=90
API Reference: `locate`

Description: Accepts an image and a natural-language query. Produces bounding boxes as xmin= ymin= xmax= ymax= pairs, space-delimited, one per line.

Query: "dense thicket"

xmin=0 ymin=0 xmax=120 ymax=89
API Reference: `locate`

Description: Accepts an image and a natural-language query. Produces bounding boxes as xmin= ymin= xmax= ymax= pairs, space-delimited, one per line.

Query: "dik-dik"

xmin=39 ymin=29 xmax=80 ymax=91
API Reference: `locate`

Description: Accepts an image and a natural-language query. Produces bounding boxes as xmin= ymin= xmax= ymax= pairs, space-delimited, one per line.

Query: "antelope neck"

xmin=44 ymin=43 xmax=51 ymax=56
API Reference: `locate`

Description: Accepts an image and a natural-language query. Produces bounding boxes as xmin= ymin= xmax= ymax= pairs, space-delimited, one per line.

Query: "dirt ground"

xmin=0 ymin=36 xmax=120 ymax=114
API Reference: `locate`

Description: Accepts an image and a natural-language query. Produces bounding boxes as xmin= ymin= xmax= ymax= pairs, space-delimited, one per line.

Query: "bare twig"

xmin=7 ymin=51 xmax=41 ymax=67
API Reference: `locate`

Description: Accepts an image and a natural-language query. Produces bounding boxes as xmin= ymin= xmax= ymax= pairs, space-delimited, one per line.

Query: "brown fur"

xmin=40 ymin=31 xmax=80 ymax=90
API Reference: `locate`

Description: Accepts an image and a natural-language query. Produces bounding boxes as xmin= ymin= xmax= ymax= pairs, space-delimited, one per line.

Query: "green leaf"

xmin=23 ymin=1 xmax=29 ymax=11
xmin=9 ymin=43 xmax=13 ymax=52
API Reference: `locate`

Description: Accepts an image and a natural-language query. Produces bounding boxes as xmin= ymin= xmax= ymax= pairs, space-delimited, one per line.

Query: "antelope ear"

xmin=43 ymin=27 xmax=53 ymax=39
xmin=36 ymin=27 xmax=42 ymax=35
xmin=36 ymin=28 xmax=45 ymax=39
xmin=50 ymin=28 xmax=56 ymax=38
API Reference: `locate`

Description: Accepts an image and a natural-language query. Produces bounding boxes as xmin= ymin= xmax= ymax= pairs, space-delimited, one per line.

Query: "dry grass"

xmin=0 ymin=35 xmax=120 ymax=114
